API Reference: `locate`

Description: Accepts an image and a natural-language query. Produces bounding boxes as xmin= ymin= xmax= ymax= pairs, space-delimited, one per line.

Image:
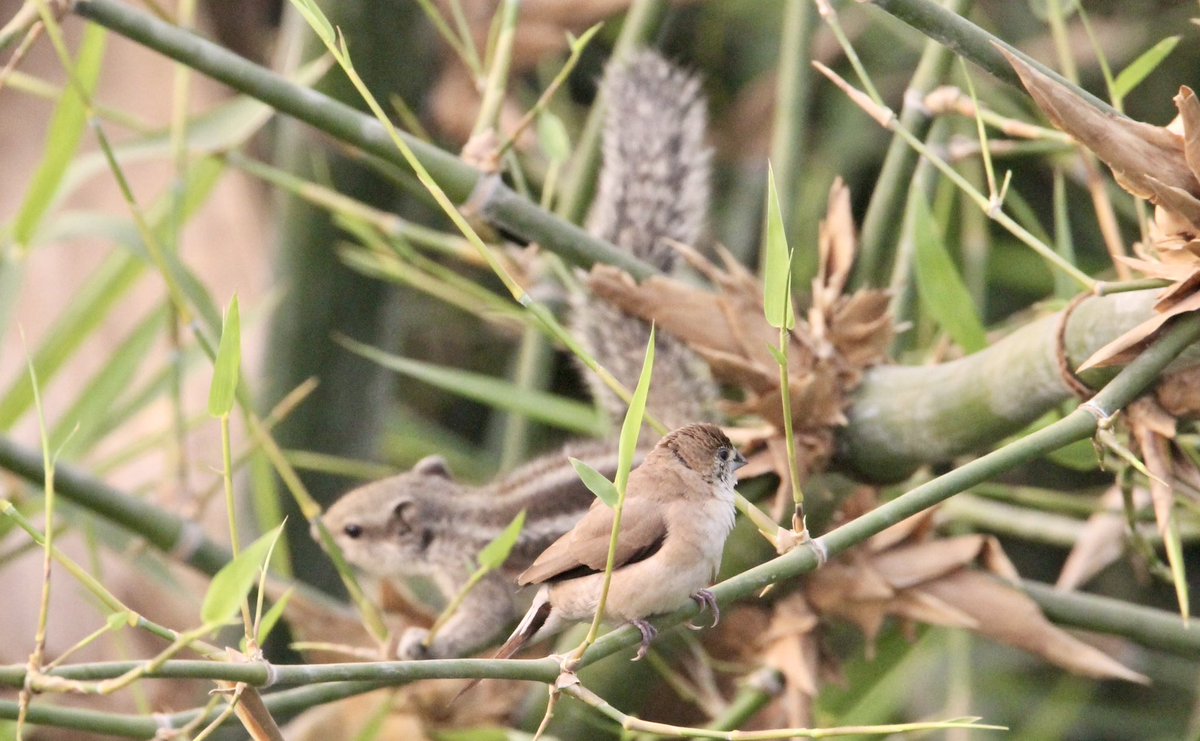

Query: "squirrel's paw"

xmin=396 ymin=627 xmax=433 ymax=660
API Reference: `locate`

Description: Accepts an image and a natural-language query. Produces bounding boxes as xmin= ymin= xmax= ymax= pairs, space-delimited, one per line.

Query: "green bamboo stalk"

xmin=0 ymin=289 xmax=1191 ymax=583
xmin=855 ymin=0 xmax=969 ymax=288
xmin=0 ymin=435 xmax=230 ymax=576
xmin=1023 ymin=580 xmax=1200 ymax=657
xmin=579 ymin=313 xmax=1200 ymax=664
xmin=840 ymin=289 xmax=1171 ymax=481
xmin=864 ymin=0 xmax=1115 ymax=115
xmin=0 ymin=656 xmax=556 ymax=687
xmin=768 ymin=0 xmax=816 ymax=252
xmin=71 ymin=0 xmax=655 ymax=280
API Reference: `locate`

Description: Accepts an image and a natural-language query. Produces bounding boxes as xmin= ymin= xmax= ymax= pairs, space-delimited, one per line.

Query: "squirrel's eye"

xmin=343 ymin=524 xmax=364 ymax=539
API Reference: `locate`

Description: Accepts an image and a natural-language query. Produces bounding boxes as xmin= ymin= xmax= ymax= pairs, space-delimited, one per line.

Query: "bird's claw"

xmin=630 ymin=619 xmax=657 ymax=661
xmin=687 ymin=589 xmax=720 ymax=630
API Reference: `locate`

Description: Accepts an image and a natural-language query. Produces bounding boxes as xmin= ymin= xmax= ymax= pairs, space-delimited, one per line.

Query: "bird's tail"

xmin=450 ymin=586 xmax=554 ymax=704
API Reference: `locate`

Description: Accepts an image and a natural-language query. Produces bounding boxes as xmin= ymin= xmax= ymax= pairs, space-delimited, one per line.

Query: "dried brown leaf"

xmin=1057 ymin=487 xmax=1139 ymax=591
xmin=1177 ymin=86 xmax=1200 ymax=184
xmin=1132 ymin=401 xmax=1177 ymax=535
xmin=870 ymin=536 xmax=994 ymax=588
xmin=1000 ymin=47 xmax=1198 ymax=204
xmin=1077 ymin=290 xmax=1200 ymax=371
xmin=811 ymin=178 xmax=857 ymax=335
xmin=889 ymin=587 xmax=981 ymax=630
xmin=920 ymin=571 xmax=1149 ymax=683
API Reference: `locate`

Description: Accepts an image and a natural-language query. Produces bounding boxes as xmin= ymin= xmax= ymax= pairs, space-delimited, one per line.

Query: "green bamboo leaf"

xmin=1113 ymin=36 xmax=1181 ymax=101
xmin=257 ymin=587 xmax=293 ymax=644
xmin=571 ymin=457 xmax=619 ymax=509
xmin=537 ymin=111 xmax=571 ymax=163
xmin=477 ymin=510 xmax=526 ymax=570
xmin=1163 ymin=517 xmax=1189 ymax=621
xmin=55 ymin=58 xmax=329 ymax=214
xmin=0 ymin=252 xmax=144 ymax=429
xmin=201 ymin=523 xmax=284 ymax=626
xmin=286 ymin=0 xmax=336 ymax=46
xmin=207 ymin=296 xmax=241 ymax=418
xmin=12 ymin=24 xmax=107 ymax=246
xmin=50 ymin=306 xmax=166 ymax=456
xmin=763 ymin=165 xmax=795 ymax=331
xmin=766 ymin=343 xmax=787 ymax=368
xmin=337 ymin=335 xmax=603 ymax=436
xmin=616 ymin=326 xmax=655 ymax=495
xmin=911 ymin=192 xmax=987 ymax=353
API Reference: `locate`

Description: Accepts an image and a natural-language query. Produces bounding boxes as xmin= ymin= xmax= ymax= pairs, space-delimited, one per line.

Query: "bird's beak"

xmin=732 ymin=451 xmax=748 ymax=471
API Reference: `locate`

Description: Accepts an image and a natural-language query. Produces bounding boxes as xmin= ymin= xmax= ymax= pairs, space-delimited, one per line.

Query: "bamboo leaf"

xmin=1163 ymin=517 xmax=1190 ymax=621
xmin=571 ymin=457 xmax=619 ymax=509
xmin=201 ymin=523 xmax=284 ymax=626
xmin=257 ymin=587 xmax=293 ymax=644
xmin=911 ymin=192 xmax=987 ymax=353
xmin=537 ymin=111 xmax=571 ymax=163
xmin=337 ymin=335 xmax=603 ymax=436
xmin=1113 ymin=36 xmax=1181 ymax=101
xmin=12 ymin=24 xmax=106 ymax=246
xmin=477 ymin=510 xmax=526 ymax=570
xmin=616 ymin=326 xmax=655 ymax=495
xmin=0 ymin=252 xmax=144 ymax=429
xmin=285 ymin=0 xmax=336 ymax=46
xmin=207 ymin=296 xmax=241 ymax=418
xmin=763 ymin=164 xmax=795 ymax=330
xmin=50 ymin=307 xmax=166 ymax=456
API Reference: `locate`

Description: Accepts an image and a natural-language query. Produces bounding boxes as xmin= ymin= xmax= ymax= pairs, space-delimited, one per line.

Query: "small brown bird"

xmin=495 ymin=422 xmax=747 ymax=662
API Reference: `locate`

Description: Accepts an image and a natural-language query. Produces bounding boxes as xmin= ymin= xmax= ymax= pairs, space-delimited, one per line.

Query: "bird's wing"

xmin=517 ymin=498 xmax=668 ymax=585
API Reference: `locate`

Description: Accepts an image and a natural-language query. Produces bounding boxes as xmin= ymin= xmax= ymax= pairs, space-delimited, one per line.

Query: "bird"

xmin=494 ymin=422 xmax=747 ymax=663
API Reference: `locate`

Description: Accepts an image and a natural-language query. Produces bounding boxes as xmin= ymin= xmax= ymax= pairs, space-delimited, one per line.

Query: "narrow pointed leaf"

xmin=477 ymin=510 xmax=526 ymax=569
xmin=1163 ymin=517 xmax=1190 ymax=621
xmin=0 ymin=252 xmax=144 ymax=429
xmin=201 ymin=523 xmax=284 ymax=626
xmin=616 ymin=326 xmax=655 ymax=495
xmin=911 ymin=192 xmax=987 ymax=353
xmin=571 ymin=457 xmax=619 ymax=509
xmin=258 ymin=587 xmax=294 ymax=644
xmin=1113 ymin=36 xmax=1181 ymax=101
xmin=338 ymin=335 xmax=603 ymax=435
xmin=285 ymin=0 xmax=335 ymax=46
xmin=537 ymin=111 xmax=571 ymax=163
xmin=12 ymin=24 xmax=107 ymax=245
xmin=207 ymin=296 xmax=241 ymax=417
xmin=763 ymin=165 xmax=795 ymax=330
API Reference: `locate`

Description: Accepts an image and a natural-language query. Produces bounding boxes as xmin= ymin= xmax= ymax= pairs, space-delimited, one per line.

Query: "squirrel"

xmin=319 ymin=441 xmax=628 ymax=659
xmin=319 ymin=50 xmax=721 ymax=659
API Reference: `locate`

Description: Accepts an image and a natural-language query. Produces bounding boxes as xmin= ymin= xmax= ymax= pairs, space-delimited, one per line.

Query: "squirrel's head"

xmin=316 ymin=455 xmax=464 ymax=577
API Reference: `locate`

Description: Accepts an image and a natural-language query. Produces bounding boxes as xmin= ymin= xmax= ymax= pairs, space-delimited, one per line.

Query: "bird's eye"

xmin=343 ymin=524 xmax=364 ymax=539
xmin=717 ymin=448 xmax=731 ymax=462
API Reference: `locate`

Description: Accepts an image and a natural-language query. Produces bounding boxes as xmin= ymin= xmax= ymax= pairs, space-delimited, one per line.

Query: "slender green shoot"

xmin=576 ymin=326 xmax=655 ymax=661
xmin=423 ymin=510 xmax=527 ymax=648
xmin=763 ymin=166 xmax=806 ymax=535
xmin=207 ymin=296 xmax=252 ymax=636
xmin=813 ymin=61 xmax=1095 ymax=290
xmin=470 ymin=0 xmax=519 ymax=141
xmin=496 ymin=23 xmax=603 ymax=157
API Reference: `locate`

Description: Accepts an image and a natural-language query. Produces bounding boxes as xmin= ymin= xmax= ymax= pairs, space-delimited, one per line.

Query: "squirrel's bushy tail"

xmin=574 ymin=50 xmax=719 ymax=427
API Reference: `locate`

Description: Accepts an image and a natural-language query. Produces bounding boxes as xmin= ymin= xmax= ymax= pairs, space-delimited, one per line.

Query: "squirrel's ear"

xmin=413 ymin=455 xmax=452 ymax=479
